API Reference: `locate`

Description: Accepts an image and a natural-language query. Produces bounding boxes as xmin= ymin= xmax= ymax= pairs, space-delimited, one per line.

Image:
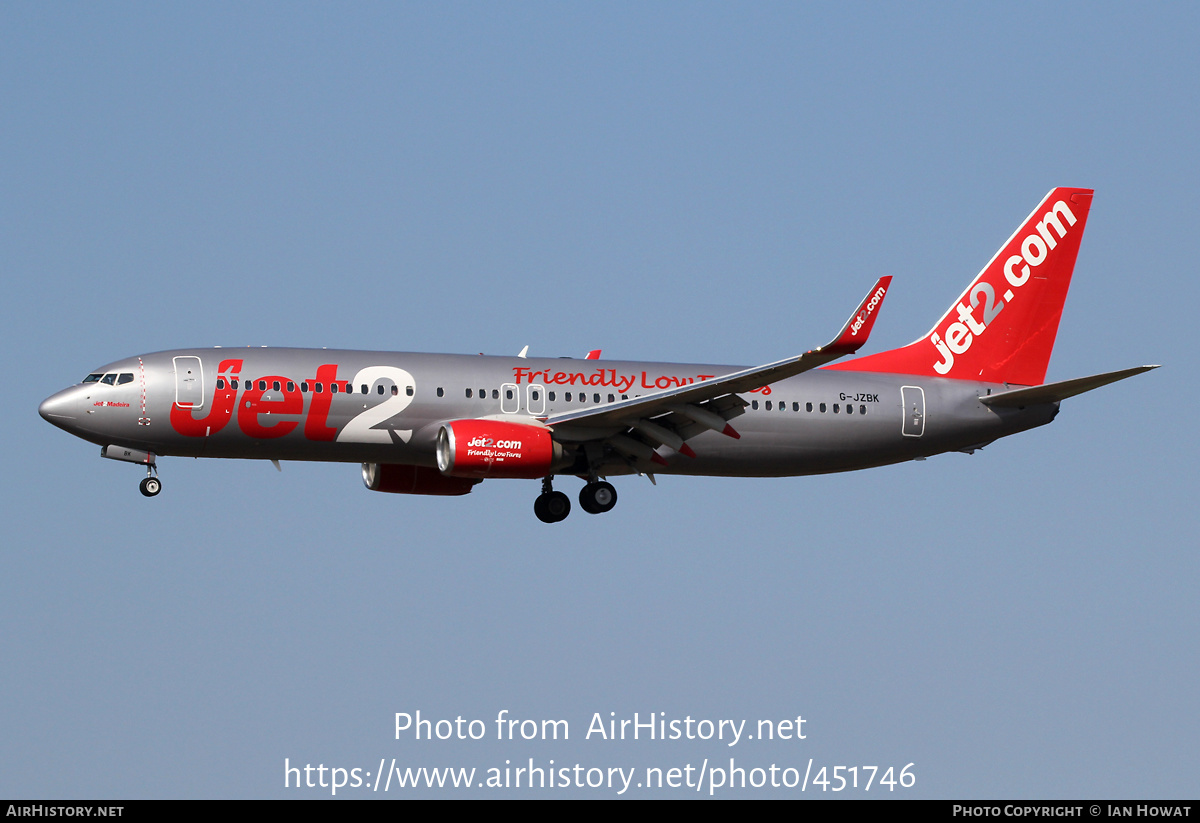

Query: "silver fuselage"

xmin=40 ymin=347 xmax=1056 ymax=478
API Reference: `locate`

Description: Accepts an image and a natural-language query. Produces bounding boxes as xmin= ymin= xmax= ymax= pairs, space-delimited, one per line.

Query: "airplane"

xmin=40 ymin=187 xmax=1156 ymax=522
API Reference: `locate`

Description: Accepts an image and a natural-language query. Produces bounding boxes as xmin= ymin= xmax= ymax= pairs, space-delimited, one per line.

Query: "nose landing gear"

xmin=138 ymin=462 xmax=161 ymax=497
xmin=139 ymin=475 xmax=161 ymax=497
xmin=100 ymin=445 xmax=161 ymax=497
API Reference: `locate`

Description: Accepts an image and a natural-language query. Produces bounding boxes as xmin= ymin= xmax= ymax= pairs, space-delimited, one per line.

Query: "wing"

xmin=544 ymin=277 xmax=892 ymax=465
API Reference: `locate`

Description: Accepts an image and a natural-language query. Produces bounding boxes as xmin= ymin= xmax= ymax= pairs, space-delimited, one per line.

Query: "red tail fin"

xmin=826 ymin=187 xmax=1094 ymax=385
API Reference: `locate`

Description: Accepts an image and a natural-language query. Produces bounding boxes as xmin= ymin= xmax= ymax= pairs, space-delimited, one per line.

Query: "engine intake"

xmin=436 ymin=419 xmax=561 ymax=479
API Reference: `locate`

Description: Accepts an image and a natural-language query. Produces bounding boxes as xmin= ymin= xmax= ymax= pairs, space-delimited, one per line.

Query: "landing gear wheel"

xmin=579 ymin=481 xmax=617 ymax=514
xmin=534 ymin=491 xmax=571 ymax=523
xmin=139 ymin=477 xmax=161 ymax=497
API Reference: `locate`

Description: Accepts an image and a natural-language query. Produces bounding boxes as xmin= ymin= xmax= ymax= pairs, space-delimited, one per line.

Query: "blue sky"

xmin=3 ymin=2 xmax=1197 ymax=798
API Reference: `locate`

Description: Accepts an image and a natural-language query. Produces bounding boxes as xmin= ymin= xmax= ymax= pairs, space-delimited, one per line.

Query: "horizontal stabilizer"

xmin=979 ymin=365 xmax=1159 ymax=408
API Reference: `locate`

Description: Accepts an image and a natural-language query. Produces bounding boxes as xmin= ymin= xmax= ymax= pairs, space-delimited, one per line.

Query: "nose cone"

xmin=39 ymin=388 xmax=80 ymax=429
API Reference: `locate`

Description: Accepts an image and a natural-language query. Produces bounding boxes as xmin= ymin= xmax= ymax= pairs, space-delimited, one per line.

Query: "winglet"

xmin=585 ymin=349 xmax=602 ymax=360
xmin=822 ymin=276 xmax=891 ymax=356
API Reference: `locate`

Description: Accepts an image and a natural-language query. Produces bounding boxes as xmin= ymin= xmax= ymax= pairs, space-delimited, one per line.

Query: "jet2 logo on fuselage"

xmin=170 ymin=361 xmax=417 ymax=444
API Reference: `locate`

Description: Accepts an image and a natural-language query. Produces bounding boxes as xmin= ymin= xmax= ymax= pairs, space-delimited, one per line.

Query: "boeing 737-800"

xmin=40 ymin=188 xmax=1156 ymax=522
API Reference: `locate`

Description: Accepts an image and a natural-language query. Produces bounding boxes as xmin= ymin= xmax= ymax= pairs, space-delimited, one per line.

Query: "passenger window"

xmin=101 ymin=374 xmax=117 ymax=385
xmin=566 ymin=392 xmax=573 ymax=401
xmin=331 ymin=383 xmax=339 ymax=393
xmin=505 ymin=389 xmax=513 ymax=400
xmin=846 ymin=404 xmax=853 ymax=414
xmin=391 ymin=386 xmax=398 ymax=396
xmin=593 ymin=393 xmax=600 ymax=403
xmin=608 ymin=394 xmax=614 ymax=403
xmin=766 ymin=401 xmax=772 ymax=411
xmin=407 ymin=386 xmax=414 ymax=396
xmin=479 ymin=389 xmax=485 ymax=398
xmin=287 ymin=381 xmax=295 ymax=392
xmin=752 ymin=400 xmax=759 ymax=410
xmin=360 ymin=384 xmax=368 ymax=394
xmin=860 ymin=405 xmax=866 ymax=415
xmin=376 ymin=385 xmax=384 ymax=395
xmin=437 ymin=387 xmax=444 ymax=398
xmin=466 ymin=388 xmax=473 ymax=398
xmin=315 ymin=383 xmax=324 ymax=393
xmin=491 ymin=389 xmax=498 ymax=399
xmin=833 ymin=403 xmax=840 ymax=413
xmin=300 ymin=382 xmax=308 ymax=392
xmin=792 ymin=402 xmax=799 ymax=411
xmin=532 ymin=390 xmax=540 ymax=401
xmin=549 ymin=391 xmax=556 ymax=402
xmin=217 ymin=378 xmax=226 ymax=389
xmin=118 ymin=373 xmax=134 ymax=385
xmin=273 ymin=381 xmax=281 ymax=391
xmin=621 ymin=395 xmax=628 ymax=401
xmin=806 ymin=402 xmax=812 ymax=412
xmin=232 ymin=379 xmax=239 ymax=389
xmin=259 ymin=380 xmax=267 ymax=391
xmin=819 ymin=403 xmax=826 ymax=413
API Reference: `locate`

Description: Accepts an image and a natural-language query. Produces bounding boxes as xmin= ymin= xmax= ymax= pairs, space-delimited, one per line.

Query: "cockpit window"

xmin=117 ymin=373 xmax=134 ymax=385
xmin=83 ymin=374 xmax=104 ymax=384
xmin=101 ymin=374 xmax=117 ymax=385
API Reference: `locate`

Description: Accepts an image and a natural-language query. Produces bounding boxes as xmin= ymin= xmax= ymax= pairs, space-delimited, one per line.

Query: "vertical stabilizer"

xmin=826 ymin=187 xmax=1093 ymax=385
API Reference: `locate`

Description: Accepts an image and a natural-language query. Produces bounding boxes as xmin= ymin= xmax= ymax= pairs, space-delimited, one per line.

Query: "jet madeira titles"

xmin=41 ymin=188 xmax=1156 ymax=522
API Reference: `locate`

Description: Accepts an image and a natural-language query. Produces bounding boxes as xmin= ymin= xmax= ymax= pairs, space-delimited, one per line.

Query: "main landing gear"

xmin=534 ymin=476 xmax=571 ymax=523
xmin=579 ymin=480 xmax=617 ymax=515
xmin=534 ymin=476 xmax=618 ymax=523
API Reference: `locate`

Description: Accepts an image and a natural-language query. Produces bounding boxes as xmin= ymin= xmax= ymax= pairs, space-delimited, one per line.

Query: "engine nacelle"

xmin=436 ymin=419 xmax=561 ymax=479
xmin=361 ymin=463 xmax=479 ymax=496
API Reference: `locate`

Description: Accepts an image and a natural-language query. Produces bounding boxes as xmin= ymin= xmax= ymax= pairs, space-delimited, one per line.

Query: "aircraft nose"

xmin=39 ymin=388 xmax=79 ymax=425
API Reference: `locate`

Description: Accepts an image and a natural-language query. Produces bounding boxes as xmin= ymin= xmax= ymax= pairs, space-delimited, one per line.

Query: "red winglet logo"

xmin=827 ymin=276 xmax=891 ymax=354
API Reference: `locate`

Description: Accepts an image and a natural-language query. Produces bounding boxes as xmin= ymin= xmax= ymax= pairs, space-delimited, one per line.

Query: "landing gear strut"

xmin=534 ymin=476 xmax=571 ymax=523
xmin=579 ymin=481 xmax=617 ymax=514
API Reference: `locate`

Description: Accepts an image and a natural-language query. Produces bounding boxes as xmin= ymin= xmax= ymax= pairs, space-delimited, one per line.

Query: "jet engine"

xmin=361 ymin=463 xmax=479 ymax=496
xmin=436 ymin=419 xmax=563 ymax=479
